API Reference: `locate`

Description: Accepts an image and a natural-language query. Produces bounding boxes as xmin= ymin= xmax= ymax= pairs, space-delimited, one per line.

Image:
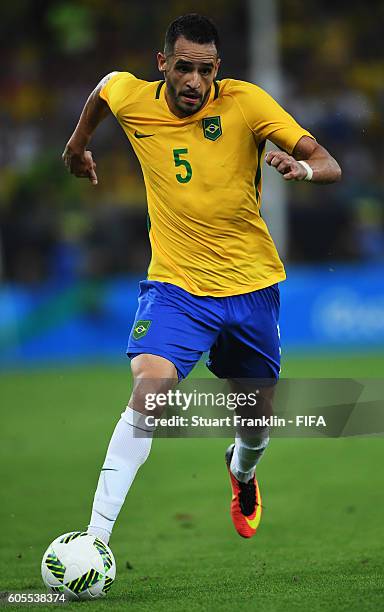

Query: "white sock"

xmin=230 ymin=428 xmax=270 ymax=483
xmin=88 ymin=407 xmax=153 ymax=543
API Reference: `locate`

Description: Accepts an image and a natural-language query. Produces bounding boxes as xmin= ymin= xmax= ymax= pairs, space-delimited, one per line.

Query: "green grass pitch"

xmin=1 ymin=352 xmax=383 ymax=611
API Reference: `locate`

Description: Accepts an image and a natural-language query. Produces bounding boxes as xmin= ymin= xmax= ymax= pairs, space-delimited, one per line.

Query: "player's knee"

xmin=129 ymin=354 xmax=177 ymax=416
xmin=129 ymin=381 xmax=170 ymax=416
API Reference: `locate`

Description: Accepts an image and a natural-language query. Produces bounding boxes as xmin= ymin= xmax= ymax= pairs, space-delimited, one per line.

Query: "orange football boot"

xmin=225 ymin=444 xmax=262 ymax=538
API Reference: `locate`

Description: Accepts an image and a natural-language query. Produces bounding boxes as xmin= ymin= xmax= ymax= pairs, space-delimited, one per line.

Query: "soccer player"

xmin=63 ymin=14 xmax=341 ymax=542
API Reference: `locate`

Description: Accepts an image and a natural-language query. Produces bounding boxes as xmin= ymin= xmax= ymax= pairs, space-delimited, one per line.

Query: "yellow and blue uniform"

xmin=100 ymin=73 xmax=313 ymax=378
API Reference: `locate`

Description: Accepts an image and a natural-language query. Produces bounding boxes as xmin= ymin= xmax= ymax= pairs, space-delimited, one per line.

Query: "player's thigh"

xmin=207 ymin=284 xmax=281 ymax=382
xmin=131 ymin=353 xmax=177 ymax=379
xmin=127 ymin=280 xmax=222 ymax=380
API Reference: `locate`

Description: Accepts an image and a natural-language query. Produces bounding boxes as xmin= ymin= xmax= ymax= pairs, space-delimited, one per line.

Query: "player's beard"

xmin=166 ymin=79 xmax=210 ymax=116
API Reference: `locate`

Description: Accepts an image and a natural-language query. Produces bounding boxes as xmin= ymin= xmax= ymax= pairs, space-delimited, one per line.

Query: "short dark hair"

xmin=164 ymin=13 xmax=220 ymax=55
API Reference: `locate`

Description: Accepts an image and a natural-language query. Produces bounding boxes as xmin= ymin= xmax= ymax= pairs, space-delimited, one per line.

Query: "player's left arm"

xmin=265 ymin=136 xmax=342 ymax=184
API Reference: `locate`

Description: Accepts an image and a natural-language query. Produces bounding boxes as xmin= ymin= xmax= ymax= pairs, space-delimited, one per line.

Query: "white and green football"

xmin=41 ymin=531 xmax=116 ymax=600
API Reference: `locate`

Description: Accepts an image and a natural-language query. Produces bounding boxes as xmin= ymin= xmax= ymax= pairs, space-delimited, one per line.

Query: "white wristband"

xmin=298 ymin=160 xmax=313 ymax=181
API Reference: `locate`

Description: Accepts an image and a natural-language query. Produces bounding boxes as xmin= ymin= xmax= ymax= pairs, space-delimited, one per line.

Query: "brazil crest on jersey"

xmin=100 ymin=73 xmax=313 ymax=296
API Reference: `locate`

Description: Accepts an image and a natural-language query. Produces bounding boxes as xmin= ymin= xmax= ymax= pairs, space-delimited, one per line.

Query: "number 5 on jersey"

xmin=173 ymin=148 xmax=192 ymax=184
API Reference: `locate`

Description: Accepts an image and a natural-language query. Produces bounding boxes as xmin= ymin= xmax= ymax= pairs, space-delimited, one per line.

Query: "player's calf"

xmin=88 ymin=354 xmax=178 ymax=543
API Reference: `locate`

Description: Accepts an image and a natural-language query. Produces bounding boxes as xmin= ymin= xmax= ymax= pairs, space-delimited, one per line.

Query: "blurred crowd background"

xmin=1 ymin=0 xmax=383 ymax=284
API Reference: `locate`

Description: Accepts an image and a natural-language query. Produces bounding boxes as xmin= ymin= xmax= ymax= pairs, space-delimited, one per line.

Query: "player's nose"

xmin=186 ymin=70 xmax=201 ymax=90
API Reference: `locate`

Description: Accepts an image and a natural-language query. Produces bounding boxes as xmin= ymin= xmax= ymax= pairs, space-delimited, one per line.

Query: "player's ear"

xmin=213 ymin=57 xmax=221 ymax=78
xmin=157 ymin=52 xmax=166 ymax=73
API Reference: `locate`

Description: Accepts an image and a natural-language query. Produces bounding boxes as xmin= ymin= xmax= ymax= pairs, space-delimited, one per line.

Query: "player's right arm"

xmin=62 ymin=72 xmax=118 ymax=185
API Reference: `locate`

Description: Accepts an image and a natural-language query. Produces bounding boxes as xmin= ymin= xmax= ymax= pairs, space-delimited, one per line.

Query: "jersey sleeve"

xmin=228 ymin=80 xmax=314 ymax=153
xmin=99 ymin=71 xmax=137 ymax=118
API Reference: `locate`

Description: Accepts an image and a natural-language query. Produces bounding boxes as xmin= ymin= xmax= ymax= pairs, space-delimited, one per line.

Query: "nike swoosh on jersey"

xmin=134 ymin=130 xmax=155 ymax=138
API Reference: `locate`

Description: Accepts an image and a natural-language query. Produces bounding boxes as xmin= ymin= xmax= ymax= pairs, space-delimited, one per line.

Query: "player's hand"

xmin=265 ymin=151 xmax=308 ymax=181
xmin=62 ymin=145 xmax=98 ymax=185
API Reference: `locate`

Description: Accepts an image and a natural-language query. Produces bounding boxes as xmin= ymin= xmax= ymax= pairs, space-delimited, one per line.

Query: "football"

xmin=41 ymin=531 xmax=116 ymax=600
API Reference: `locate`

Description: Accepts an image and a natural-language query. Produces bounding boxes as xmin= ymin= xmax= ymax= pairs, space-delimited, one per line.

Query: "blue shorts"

xmin=127 ymin=281 xmax=281 ymax=381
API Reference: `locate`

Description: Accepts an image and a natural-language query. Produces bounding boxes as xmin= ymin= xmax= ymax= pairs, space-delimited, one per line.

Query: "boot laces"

xmin=238 ymin=479 xmax=256 ymax=516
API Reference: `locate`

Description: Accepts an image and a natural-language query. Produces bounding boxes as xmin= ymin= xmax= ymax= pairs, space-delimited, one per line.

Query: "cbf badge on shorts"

xmin=133 ymin=320 xmax=151 ymax=340
xmin=202 ymin=116 xmax=222 ymax=141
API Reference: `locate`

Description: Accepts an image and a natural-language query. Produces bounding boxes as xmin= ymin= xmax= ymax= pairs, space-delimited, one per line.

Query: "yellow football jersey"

xmin=100 ymin=72 xmax=313 ymax=296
